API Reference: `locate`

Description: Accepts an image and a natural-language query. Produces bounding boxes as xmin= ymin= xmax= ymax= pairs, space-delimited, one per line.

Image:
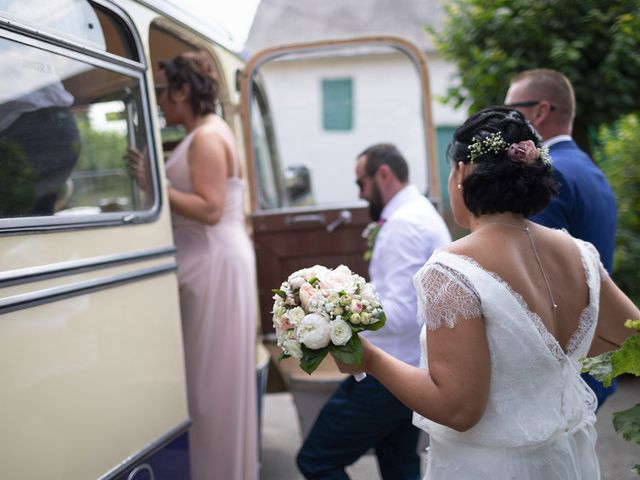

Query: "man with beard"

xmin=297 ymin=143 xmax=451 ymax=480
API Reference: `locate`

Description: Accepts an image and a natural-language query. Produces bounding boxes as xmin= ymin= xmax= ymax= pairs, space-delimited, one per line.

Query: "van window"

xmin=252 ymin=44 xmax=428 ymax=209
xmin=0 ymin=35 xmax=154 ymax=220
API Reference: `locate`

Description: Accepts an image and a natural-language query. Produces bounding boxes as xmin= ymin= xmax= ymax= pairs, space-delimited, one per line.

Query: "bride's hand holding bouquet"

xmin=272 ymin=264 xmax=386 ymax=375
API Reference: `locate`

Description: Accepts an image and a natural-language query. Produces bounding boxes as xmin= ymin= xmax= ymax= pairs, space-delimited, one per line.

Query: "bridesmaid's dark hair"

xmin=159 ymin=51 xmax=220 ymax=116
xmin=448 ymin=106 xmax=558 ymax=217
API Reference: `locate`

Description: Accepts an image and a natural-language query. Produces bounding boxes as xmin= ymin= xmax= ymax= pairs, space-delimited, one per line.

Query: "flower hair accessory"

xmin=508 ymin=140 xmax=538 ymax=165
xmin=467 ymin=131 xmax=551 ymax=165
xmin=467 ymin=132 xmax=508 ymax=162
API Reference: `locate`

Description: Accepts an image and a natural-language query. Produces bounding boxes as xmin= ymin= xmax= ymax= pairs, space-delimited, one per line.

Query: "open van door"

xmin=239 ymin=36 xmax=440 ymax=336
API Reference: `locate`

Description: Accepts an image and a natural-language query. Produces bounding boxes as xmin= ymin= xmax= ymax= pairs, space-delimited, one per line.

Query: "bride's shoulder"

xmin=438 ymin=232 xmax=486 ymax=260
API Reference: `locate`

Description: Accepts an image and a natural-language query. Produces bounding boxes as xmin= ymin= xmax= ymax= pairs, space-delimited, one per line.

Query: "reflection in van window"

xmin=0 ymin=37 xmax=153 ymax=218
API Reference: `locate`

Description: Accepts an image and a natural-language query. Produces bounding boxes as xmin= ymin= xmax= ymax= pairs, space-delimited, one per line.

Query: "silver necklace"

xmin=477 ymin=220 xmax=559 ymax=332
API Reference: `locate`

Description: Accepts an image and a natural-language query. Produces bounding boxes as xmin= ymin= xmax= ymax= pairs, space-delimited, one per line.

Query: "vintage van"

xmin=0 ymin=0 xmax=440 ymax=478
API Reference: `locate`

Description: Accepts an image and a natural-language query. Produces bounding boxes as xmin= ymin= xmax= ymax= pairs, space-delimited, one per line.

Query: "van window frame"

xmin=0 ymin=3 xmax=164 ymax=234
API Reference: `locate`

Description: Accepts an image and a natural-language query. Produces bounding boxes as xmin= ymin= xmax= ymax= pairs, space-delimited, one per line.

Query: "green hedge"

xmin=594 ymin=114 xmax=640 ymax=303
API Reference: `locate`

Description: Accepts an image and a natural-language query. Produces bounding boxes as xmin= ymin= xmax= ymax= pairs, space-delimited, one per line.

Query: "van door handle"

xmin=326 ymin=210 xmax=352 ymax=232
xmin=284 ymin=213 xmax=326 ymax=225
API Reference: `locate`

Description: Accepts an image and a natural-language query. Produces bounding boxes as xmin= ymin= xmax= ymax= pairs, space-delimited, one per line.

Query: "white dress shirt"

xmin=362 ymin=184 xmax=452 ymax=366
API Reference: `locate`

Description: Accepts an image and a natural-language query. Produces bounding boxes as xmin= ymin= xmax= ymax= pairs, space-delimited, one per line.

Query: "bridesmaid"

xmin=158 ymin=51 xmax=258 ymax=480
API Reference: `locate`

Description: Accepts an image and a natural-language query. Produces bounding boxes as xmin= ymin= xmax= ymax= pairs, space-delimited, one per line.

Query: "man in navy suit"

xmin=505 ymin=68 xmax=618 ymax=408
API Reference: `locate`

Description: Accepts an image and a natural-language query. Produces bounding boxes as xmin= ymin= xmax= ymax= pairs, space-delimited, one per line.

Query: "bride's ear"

xmin=457 ymin=161 xmax=469 ymax=182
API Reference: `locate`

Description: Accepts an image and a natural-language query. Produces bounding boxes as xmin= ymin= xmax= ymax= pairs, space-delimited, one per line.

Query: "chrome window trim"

xmin=0 ymin=1 xmax=146 ymax=70
xmin=99 ymin=419 xmax=191 ymax=480
xmin=0 ymin=26 xmax=163 ymax=233
xmin=0 ymin=262 xmax=176 ymax=314
xmin=0 ymin=245 xmax=176 ymax=287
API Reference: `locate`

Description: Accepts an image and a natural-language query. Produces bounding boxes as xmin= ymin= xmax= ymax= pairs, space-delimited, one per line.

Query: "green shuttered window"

xmin=322 ymin=78 xmax=353 ymax=131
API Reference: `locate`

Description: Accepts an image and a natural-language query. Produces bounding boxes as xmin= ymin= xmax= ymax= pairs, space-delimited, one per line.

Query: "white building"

xmin=245 ymin=0 xmax=466 ymax=211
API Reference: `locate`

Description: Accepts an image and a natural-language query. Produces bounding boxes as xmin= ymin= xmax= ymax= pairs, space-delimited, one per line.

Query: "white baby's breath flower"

xmin=297 ymin=313 xmax=331 ymax=350
xmin=330 ymin=319 xmax=352 ymax=346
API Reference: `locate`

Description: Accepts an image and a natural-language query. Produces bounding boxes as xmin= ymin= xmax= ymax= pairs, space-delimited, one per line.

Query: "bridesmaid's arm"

xmin=337 ymin=315 xmax=491 ymax=432
xmin=169 ymin=129 xmax=228 ymax=225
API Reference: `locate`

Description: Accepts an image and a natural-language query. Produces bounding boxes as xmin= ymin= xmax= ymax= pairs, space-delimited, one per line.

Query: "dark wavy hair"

xmin=448 ymin=106 xmax=558 ymax=217
xmin=359 ymin=143 xmax=409 ymax=182
xmin=159 ymin=51 xmax=219 ymax=116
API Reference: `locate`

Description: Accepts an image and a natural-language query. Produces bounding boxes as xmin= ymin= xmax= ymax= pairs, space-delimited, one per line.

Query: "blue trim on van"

xmin=101 ymin=421 xmax=191 ymax=480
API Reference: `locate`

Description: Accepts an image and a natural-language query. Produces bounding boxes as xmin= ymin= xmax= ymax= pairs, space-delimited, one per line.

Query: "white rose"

xmin=287 ymin=306 xmax=306 ymax=326
xmin=282 ymin=339 xmax=303 ymax=360
xmin=330 ymin=319 xmax=353 ymax=346
xmin=296 ymin=313 xmax=331 ymax=350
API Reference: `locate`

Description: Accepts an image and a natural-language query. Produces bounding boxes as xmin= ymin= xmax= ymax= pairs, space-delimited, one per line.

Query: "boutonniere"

xmin=362 ymin=220 xmax=385 ymax=261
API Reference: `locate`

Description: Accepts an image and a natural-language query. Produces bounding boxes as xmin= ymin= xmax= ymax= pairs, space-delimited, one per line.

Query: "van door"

xmin=239 ymin=37 xmax=440 ymax=334
xmin=0 ymin=2 xmax=189 ymax=479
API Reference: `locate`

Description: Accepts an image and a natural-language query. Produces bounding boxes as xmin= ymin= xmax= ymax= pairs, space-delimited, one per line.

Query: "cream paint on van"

xmin=0 ymin=2 xmax=189 ymax=478
xmin=0 ymin=274 xmax=187 ymax=479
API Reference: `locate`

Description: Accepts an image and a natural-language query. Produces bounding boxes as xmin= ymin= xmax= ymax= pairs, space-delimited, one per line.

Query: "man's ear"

xmin=376 ymin=164 xmax=393 ymax=183
xmin=532 ymin=100 xmax=553 ymax=125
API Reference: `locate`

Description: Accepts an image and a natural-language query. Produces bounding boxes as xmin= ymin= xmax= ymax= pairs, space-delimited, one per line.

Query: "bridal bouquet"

xmin=272 ymin=264 xmax=386 ymax=374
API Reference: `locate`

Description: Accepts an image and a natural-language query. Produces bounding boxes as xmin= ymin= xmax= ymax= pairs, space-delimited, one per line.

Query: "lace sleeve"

xmin=578 ymin=239 xmax=609 ymax=282
xmin=414 ymin=262 xmax=482 ymax=331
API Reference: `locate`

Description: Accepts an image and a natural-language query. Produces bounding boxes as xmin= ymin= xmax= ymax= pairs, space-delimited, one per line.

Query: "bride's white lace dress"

xmin=412 ymin=236 xmax=603 ymax=479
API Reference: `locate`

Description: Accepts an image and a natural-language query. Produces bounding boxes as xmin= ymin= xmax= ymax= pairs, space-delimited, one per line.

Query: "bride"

xmin=335 ymin=106 xmax=639 ymax=479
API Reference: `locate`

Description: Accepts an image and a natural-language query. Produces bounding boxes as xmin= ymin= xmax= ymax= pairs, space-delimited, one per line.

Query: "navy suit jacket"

xmin=530 ymin=139 xmax=617 ymax=273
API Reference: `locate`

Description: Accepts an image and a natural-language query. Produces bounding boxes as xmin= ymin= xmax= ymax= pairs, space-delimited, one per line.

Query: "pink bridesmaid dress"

xmin=166 ymin=119 xmax=258 ymax=480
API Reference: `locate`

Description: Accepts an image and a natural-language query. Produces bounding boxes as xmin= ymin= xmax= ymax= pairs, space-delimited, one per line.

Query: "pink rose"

xmin=507 ymin=140 xmax=538 ymax=165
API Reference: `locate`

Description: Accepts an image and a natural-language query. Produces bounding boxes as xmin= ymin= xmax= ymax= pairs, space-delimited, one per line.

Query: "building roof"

xmin=245 ymin=0 xmax=444 ymax=55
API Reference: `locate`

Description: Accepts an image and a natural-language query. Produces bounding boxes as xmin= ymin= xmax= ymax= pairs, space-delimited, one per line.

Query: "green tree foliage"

xmin=594 ymin=114 xmax=640 ymax=302
xmin=430 ymin=0 xmax=640 ymax=135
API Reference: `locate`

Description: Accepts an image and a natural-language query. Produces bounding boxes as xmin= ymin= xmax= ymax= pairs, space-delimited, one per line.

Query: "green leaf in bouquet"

xmin=580 ymin=351 xmax=614 ymax=387
xmin=611 ymin=335 xmax=640 ymax=379
xmin=278 ymin=351 xmax=290 ymax=362
xmin=330 ymin=334 xmax=363 ymax=367
xmin=308 ymin=277 xmax=319 ymax=286
xmin=613 ymin=403 xmax=640 ymax=445
xmin=300 ymin=345 xmax=329 ymax=375
xmin=272 ymin=288 xmax=287 ymax=299
xmin=367 ymin=311 xmax=387 ymax=331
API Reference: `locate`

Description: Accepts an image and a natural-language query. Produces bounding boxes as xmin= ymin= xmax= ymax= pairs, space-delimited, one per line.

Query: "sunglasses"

xmin=505 ymin=100 xmax=556 ymax=111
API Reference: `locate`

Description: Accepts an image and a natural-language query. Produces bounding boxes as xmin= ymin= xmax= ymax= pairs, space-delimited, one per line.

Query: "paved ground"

xmin=260 ymin=375 xmax=640 ymax=480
